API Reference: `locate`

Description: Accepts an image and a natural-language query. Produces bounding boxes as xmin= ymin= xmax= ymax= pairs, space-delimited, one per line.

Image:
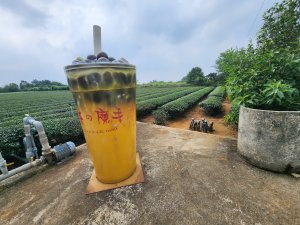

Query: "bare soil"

xmin=139 ymin=100 xmax=237 ymax=138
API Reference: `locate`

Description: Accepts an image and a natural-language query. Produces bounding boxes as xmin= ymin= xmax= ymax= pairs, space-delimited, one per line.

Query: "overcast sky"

xmin=0 ymin=0 xmax=280 ymax=86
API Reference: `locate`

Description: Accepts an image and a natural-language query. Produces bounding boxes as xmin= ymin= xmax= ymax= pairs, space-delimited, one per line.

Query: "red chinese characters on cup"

xmin=77 ymin=107 xmax=124 ymax=125
xmin=112 ymin=107 xmax=123 ymax=122
xmin=86 ymin=113 xmax=93 ymax=121
xmin=95 ymin=108 xmax=109 ymax=124
xmin=78 ymin=111 xmax=84 ymax=123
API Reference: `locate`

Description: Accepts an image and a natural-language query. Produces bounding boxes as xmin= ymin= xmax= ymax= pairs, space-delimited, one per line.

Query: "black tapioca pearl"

xmin=124 ymin=74 xmax=132 ymax=85
xmin=83 ymin=92 xmax=93 ymax=103
xmin=127 ymin=88 xmax=136 ymax=102
xmin=103 ymin=71 xmax=113 ymax=87
xmin=94 ymin=91 xmax=108 ymax=106
xmin=67 ymin=78 xmax=71 ymax=86
xmin=105 ymin=92 xmax=117 ymax=107
xmin=93 ymin=92 xmax=103 ymax=103
xmin=120 ymin=89 xmax=130 ymax=103
xmin=131 ymin=88 xmax=136 ymax=98
xmin=131 ymin=73 xmax=136 ymax=84
xmin=72 ymin=93 xmax=85 ymax=106
xmin=87 ymin=55 xmax=96 ymax=60
xmin=78 ymin=76 xmax=88 ymax=89
xmin=117 ymin=89 xmax=126 ymax=99
xmin=86 ymin=72 xmax=101 ymax=86
xmin=67 ymin=78 xmax=78 ymax=90
xmin=97 ymin=51 xmax=108 ymax=59
xmin=72 ymin=93 xmax=80 ymax=106
xmin=114 ymin=72 xmax=127 ymax=85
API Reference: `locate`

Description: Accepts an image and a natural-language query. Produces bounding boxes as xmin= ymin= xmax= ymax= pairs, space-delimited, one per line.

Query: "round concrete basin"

xmin=238 ymin=106 xmax=300 ymax=173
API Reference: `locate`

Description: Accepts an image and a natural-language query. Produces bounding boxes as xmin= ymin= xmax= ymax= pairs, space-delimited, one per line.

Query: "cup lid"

xmin=64 ymin=62 xmax=135 ymax=72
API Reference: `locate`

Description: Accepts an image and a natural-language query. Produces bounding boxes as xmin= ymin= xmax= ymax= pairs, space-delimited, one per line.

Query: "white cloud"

xmin=0 ymin=0 xmax=280 ymax=86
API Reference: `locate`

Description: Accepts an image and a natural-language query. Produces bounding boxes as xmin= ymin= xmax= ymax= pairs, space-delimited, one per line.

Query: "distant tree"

xmin=206 ymin=73 xmax=217 ymax=85
xmin=51 ymin=81 xmax=65 ymax=86
xmin=185 ymin=67 xmax=206 ymax=85
xmin=40 ymin=80 xmax=52 ymax=86
xmin=31 ymin=79 xmax=39 ymax=86
xmin=206 ymin=72 xmax=226 ymax=85
xmin=3 ymin=83 xmax=19 ymax=92
xmin=257 ymin=0 xmax=300 ymax=50
xmin=215 ymin=0 xmax=300 ymax=127
xmin=181 ymin=76 xmax=187 ymax=82
xmin=19 ymin=80 xmax=31 ymax=90
xmin=2 ymin=79 xmax=68 ymax=92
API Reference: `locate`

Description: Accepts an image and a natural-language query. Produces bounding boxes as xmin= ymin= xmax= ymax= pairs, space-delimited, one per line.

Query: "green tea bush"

xmin=199 ymin=86 xmax=225 ymax=116
xmin=224 ymin=102 xmax=240 ymax=128
xmin=206 ymin=86 xmax=225 ymax=98
xmin=0 ymin=87 xmax=205 ymax=157
xmin=0 ymin=117 xmax=84 ymax=157
xmin=137 ymin=87 xmax=186 ymax=102
xmin=136 ymin=87 xmax=201 ymax=117
xmin=154 ymin=87 xmax=214 ymax=124
xmin=153 ymin=109 xmax=168 ymax=125
xmin=160 ymin=87 xmax=213 ymax=117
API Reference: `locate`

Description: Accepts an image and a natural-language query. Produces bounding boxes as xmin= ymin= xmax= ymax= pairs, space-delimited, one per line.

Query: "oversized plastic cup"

xmin=64 ymin=63 xmax=136 ymax=183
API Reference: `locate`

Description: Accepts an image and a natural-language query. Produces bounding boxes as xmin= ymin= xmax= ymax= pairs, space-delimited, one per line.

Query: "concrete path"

xmin=0 ymin=122 xmax=299 ymax=225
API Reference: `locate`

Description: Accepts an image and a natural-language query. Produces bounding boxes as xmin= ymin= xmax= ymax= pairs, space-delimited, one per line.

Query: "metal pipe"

xmin=0 ymin=116 xmax=77 ymax=182
xmin=29 ymin=132 xmax=38 ymax=159
xmin=24 ymin=124 xmax=34 ymax=161
xmin=23 ymin=116 xmax=54 ymax=163
xmin=0 ymin=159 xmax=42 ymax=182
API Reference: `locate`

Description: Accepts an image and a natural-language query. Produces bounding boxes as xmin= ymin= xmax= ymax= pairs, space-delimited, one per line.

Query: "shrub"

xmin=160 ymin=87 xmax=214 ymax=118
xmin=136 ymin=87 xmax=201 ymax=117
xmin=206 ymin=86 xmax=225 ymax=98
xmin=153 ymin=87 xmax=214 ymax=125
xmin=199 ymin=86 xmax=225 ymax=116
xmin=224 ymin=102 xmax=240 ymax=129
xmin=153 ymin=110 xmax=168 ymax=125
xmin=137 ymin=87 xmax=186 ymax=102
xmin=200 ymin=96 xmax=223 ymax=116
xmin=0 ymin=117 xmax=84 ymax=157
xmin=216 ymin=0 xmax=300 ymax=125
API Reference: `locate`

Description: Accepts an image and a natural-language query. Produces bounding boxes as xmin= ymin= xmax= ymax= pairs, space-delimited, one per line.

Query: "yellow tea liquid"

xmin=65 ymin=64 xmax=136 ymax=183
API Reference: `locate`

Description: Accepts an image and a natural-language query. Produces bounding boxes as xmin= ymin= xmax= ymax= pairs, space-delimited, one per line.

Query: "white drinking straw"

xmin=93 ymin=25 xmax=101 ymax=55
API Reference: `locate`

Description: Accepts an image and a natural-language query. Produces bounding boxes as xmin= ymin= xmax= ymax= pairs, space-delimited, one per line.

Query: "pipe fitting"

xmin=23 ymin=116 xmax=52 ymax=162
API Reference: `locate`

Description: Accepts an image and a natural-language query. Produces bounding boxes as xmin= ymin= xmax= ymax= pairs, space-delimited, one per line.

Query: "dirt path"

xmin=139 ymin=100 xmax=237 ymax=138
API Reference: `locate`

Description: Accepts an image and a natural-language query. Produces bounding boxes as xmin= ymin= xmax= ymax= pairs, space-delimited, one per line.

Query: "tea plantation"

xmin=0 ymin=87 xmax=215 ymax=157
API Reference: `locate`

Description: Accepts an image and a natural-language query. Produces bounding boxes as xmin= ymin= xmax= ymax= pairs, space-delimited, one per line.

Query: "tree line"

xmin=181 ymin=68 xmax=225 ymax=86
xmin=0 ymin=79 xmax=68 ymax=92
xmin=142 ymin=67 xmax=225 ymax=87
xmin=216 ymin=0 xmax=300 ymax=126
xmin=181 ymin=0 xmax=299 ymax=127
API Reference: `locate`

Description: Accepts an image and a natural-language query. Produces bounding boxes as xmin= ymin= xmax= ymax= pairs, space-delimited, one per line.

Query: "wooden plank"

xmin=86 ymin=153 xmax=144 ymax=194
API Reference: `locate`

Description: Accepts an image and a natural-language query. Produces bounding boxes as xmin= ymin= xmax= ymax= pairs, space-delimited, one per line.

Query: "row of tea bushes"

xmin=137 ymin=87 xmax=187 ymax=102
xmin=0 ymin=88 xmax=203 ymax=156
xmin=199 ymin=86 xmax=225 ymax=116
xmin=153 ymin=87 xmax=214 ymax=124
xmin=136 ymin=87 xmax=202 ymax=117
